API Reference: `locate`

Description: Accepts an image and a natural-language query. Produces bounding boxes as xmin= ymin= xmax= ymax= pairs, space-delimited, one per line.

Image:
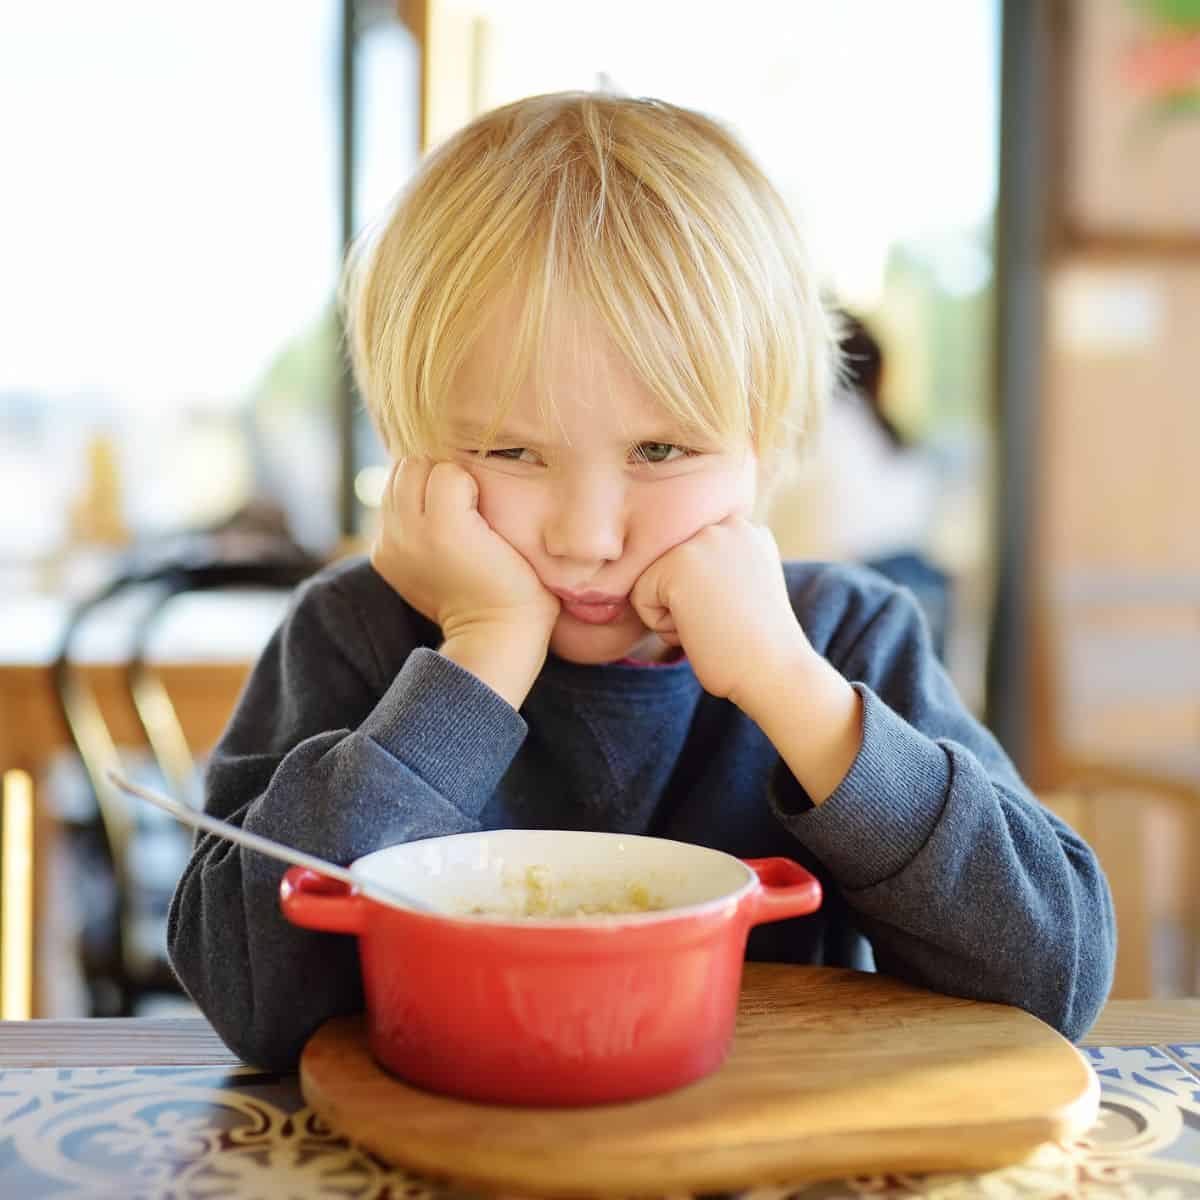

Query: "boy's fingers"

xmin=394 ymin=457 xmax=432 ymax=517
xmin=630 ymin=571 xmax=670 ymax=634
xmin=425 ymin=461 xmax=478 ymax=524
xmin=630 ymin=560 xmax=667 ymax=614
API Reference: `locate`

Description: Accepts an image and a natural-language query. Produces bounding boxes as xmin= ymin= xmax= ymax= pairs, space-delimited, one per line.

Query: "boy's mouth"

xmin=550 ymin=588 xmax=630 ymax=626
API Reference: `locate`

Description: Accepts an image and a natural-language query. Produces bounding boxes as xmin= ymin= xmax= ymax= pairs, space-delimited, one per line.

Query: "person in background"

xmin=166 ymin=91 xmax=1115 ymax=1072
xmin=829 ymin=311 xmax=950 ymax=658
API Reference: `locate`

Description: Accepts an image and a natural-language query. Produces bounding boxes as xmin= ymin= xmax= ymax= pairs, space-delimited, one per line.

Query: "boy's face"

xmin=446 ymin=298 xmax=758 ymax=665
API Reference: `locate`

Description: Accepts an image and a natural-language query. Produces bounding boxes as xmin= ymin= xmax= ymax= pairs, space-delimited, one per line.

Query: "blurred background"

xmin=0 ymin=0 xmax=1197 ymax=1018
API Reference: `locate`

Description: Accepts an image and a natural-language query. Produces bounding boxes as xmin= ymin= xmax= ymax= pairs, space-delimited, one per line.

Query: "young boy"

xmin=168 ymin=92 xmax=1115 ymax=1072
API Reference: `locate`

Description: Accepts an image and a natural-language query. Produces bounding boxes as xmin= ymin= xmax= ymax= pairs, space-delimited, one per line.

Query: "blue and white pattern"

xmin=1 ymin=1045 xmax=1198 ymax=1198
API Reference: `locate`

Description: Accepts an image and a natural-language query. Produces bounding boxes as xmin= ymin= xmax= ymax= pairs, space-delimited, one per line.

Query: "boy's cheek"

xmin=471 ymin=477 xmax=539 ymax=550
xmin=729 ymin=455 xmax=760 ymax=517
xmin=662 ymin=453 xmax=755 ymax=520
xmin=460 ymin=464 xmax=505 ymax=522
xmin=647 ymin=486 xmax=747 ymax=555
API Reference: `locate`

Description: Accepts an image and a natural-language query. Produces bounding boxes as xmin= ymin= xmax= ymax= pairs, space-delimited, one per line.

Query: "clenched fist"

xmin=371 ymin=459 xmax=560 ymax=706
xmin=630 ymin=516 xmax=811 ymax=707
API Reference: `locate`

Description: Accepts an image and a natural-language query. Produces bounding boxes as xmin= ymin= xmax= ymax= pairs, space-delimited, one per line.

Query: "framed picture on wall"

xmin=1053 ymin=0 xmax=1200 ymax=251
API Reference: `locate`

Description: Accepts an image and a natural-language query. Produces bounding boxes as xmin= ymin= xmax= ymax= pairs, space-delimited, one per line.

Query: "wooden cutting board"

xmin=300 ymin=963 xmax=1099 ymax=1197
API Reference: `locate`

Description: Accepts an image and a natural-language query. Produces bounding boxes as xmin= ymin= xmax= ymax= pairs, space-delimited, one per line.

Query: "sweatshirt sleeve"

xmin=166 ymin=569 xmax=527 ymax=1070
xmin=769 ymin=570 xmax=1116 ymax=1041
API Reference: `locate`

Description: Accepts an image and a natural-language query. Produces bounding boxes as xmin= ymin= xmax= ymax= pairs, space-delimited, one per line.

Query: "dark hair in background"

xmin=836 ymin=311 xmax=907 ymax=449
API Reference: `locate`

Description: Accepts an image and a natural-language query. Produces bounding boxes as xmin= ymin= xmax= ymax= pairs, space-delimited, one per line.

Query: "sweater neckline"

xmin=537 ymin=649 xmax=699 ymax=697
xmin=615 ymin=649 xmax=686 ymax=668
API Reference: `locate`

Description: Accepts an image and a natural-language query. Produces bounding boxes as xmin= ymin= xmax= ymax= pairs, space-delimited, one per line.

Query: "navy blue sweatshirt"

xmin=167 ymin=556 xmax=1115 ymax=1070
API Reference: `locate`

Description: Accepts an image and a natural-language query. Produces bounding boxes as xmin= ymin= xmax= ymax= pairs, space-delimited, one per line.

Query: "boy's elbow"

xmin=1069 ymin=948 xmax=1116 ymax=1044
xmin=1036 ymin=927 xmax=1116 ymax=1044
xmin=1046 ymin=988 xmax=1103 ymax=1045
xmin=1019 ymin=853 xmax=1117 ymax=1042
xmin=171 ymin=964 xmax=308 ymax=1072
xmin=215 ymin=1022 xmax=305 ymax=1074
xmin=1062 ymin=877 xmax=1118 ymax=1042
xmin=167 ymin=914 xmax=295 ymax=1071
xmin=171 ymin=947 xmax=305 ymax=1071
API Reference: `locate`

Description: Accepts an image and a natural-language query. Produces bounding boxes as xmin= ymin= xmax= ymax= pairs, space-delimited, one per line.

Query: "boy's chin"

xmin=548 ymin=618 xmax=660 ymax=666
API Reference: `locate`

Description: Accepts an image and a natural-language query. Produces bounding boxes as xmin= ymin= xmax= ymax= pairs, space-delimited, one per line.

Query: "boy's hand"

xmin=371 ymin=459 xmax=559 ymax=707
xmin=630 ymin=516 xmax=808 ymax=708
xmin=632 ymin=516 xmax=863 ymax=805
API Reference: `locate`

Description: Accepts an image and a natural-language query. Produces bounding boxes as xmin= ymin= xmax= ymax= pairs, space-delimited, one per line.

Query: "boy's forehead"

xmin=451 ymin=296 xmax=687 ymax=441
xmin=464 ymin=292 xmax=633 ymax=392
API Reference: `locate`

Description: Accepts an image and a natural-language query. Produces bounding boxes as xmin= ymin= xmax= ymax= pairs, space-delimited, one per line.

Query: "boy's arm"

xmin=751 ymin=572 xmax=1116 ymax=1041
xmin=167 ymin=571 xmax=528 ymax=1072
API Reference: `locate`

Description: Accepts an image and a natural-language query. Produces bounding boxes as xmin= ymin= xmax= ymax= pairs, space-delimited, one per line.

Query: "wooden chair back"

xmin=1041 ymin=765 xmax=1200 ymax=1000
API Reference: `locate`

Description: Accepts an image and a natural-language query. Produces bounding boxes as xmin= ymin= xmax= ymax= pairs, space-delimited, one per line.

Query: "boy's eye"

xmin=485 ymin=447 xmax=543 ymax=465
xmin=633 ymin=442 xmax=694 ymax=464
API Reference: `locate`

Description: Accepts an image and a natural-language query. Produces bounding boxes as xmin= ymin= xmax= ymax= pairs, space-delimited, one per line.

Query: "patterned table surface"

xmin=0 ymin=1031 xmax=1197 ymax=1198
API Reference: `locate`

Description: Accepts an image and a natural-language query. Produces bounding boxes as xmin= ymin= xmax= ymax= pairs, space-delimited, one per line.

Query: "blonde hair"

xmin=339 ymin=91 xmax=836 ymax=494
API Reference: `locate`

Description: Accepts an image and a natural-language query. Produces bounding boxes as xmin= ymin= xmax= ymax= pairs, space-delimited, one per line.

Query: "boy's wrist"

xmin=737 ymin=644 xmax=864 ymax=806
xmin=728 ymin=633 xmax=814 ymax=720
xmin=438 ymin=627 xmax=549 ymax=711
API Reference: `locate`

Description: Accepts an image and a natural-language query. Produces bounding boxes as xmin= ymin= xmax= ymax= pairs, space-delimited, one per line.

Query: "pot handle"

xmin=279 ymin=866 xmax=365 ymax=935
xmin=742 ymin=857 xmax=822 ymax=925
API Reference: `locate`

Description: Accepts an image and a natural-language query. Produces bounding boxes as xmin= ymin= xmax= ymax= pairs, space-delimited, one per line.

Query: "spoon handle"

xmin=105 ymin=768 xmax=362 ymax=891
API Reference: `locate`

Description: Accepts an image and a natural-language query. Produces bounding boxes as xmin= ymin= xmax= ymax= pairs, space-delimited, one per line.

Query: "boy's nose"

xmin=543 ymin=475 xmax=626 ymax=564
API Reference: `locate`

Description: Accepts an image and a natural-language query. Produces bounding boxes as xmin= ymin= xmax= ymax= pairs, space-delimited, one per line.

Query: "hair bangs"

xmin=339 ymin=90 xmax=837 ymax=491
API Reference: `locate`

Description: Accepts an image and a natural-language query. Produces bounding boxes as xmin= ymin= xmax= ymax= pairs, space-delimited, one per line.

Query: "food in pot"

xmin=463 ymin=865 xmax=666 ymax=918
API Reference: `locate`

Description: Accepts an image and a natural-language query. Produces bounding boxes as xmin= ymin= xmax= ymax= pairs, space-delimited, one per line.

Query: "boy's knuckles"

xmin=394 ymin=460 xmax=431 ymax=516
xmin=426 ymin=461 xmax=476 ymax=508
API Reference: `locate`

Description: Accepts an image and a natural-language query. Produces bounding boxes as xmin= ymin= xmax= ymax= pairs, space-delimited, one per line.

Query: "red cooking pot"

xmin=280 ymin=828 xmax=821 ymax=1106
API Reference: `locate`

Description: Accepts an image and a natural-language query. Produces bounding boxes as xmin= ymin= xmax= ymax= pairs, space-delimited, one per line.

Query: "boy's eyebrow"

xmin=449 ymin=420 xmax=707 ymax=445
xmin=450 ymin=420 xmax=544 ymax=443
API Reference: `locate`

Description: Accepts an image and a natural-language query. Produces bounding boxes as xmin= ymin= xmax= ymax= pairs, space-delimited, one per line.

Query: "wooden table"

xmin=0 ymin=1000 xmax=1197 ymax=1197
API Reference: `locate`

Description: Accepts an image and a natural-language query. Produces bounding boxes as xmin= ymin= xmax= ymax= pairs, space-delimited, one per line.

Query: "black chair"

xmin=51 ymin=535 xmax=321 ymax=1016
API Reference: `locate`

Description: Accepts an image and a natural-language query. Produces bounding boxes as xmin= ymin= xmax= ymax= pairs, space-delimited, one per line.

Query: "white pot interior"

xmin=350 ymin=829 xmax=753 ymax=921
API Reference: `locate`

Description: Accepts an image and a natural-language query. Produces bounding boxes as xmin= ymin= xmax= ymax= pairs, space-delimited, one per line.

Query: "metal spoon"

xmin=105 ymin=768 xmax=435 ymax=914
